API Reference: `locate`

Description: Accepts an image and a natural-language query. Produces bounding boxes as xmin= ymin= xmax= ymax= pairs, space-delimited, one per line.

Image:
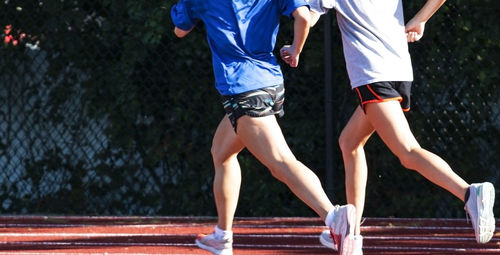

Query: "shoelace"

xmin=360 ymin=217 xmax=366 ymax=226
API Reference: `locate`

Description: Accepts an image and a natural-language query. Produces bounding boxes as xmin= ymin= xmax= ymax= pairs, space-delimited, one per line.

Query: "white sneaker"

xmin=195 ymin=232 xmax=233 ymax=255
xmin=319 ymin=229 xmax=338 ymax=250
xmin=328 ymin=204 xmax=356 ymax=255
xmin=320 ymin=230 xmax=363 ymax=255
xmin=464 ymin=182 xmax=496 ymax=243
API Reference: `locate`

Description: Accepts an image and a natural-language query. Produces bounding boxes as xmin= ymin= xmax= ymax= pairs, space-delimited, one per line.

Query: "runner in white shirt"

xmin=281 ymin=1 xmax=496 ymax=254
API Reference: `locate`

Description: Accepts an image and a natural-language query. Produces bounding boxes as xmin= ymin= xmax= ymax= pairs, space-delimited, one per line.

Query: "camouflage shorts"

xmin=221 ymin=84 xmax=285 ymax=132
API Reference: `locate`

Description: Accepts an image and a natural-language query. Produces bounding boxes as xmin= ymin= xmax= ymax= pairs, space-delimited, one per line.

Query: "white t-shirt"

xmin=308 ymin=0 xmax=414 ymax=88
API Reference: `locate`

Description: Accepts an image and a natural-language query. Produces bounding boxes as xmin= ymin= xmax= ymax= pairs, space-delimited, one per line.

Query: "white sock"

xmin=325 ymin=208 xmax=336 ymax=227
xmin=214 ymin=225 xmax=233 ymax=240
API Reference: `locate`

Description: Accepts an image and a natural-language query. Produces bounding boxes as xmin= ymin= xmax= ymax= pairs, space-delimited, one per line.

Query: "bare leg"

xmin=236 ymin=115 xmax=334 ymax=220
xmin=211 ymin=116 xmax=245 ymax=231
xmin=338 ymin=107 xmax=375 ymax=235
xmin=364 ymin=101 xmax=469 ymax=201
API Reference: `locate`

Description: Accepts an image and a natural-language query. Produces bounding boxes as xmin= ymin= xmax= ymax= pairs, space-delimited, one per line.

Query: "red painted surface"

xmin=0 ymin=216 xmax=497 ymax=254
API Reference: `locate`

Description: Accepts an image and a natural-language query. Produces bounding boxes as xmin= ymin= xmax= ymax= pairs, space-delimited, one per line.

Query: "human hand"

xmin=405 ymin=19 xmax=425 ymax=42
xmin=280 ymin=45 xmax=300 ymax=67
xmin=174 ymin=26 xmax=193 ymax=38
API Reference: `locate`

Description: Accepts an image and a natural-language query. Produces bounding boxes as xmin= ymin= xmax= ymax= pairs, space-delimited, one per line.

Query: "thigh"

xmin=236 ymin=115 xmax=296 ymax=168
xmin=340 ymin=106 xmax=375 ymax=148
xmin=364 ymin=101 xmax=420 ymax=155
xmin=211 ymin=115 xmax=245 ymax=164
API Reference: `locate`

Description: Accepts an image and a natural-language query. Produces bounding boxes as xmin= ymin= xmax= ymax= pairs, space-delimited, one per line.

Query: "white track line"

xmin=0 ymin=253 xmax=200 ymax=255
xmin=1 ymin=232 xmax=498 ymax=242
xmin=0 ymin=223 xmax=475 ymax=230
xmin=363 ymin=245 xmax=500 ymax=252
xmin=0 ymin=233 xmax=186 ymax=237
xmin=0 ymin=241 xmax=195 ymax=247
xmin=240 ymin=234 xmax=494 ymax=242
xmin=0 ymin=223 xmax=215 ymax=228
xmin=0 ymin=216 xmax=493 ymax=229
xmin=0 ymin=223 xmax=327 ymax=229
xmin=362 ymin=225 xmax=474 ymax=231
xmin=0 ymin=223 xmax=193 ymax=228
xmin=0 ymin=253 xmax=177 ymax=255
xmin=0 ymin=253 xmax=198 ymax=255
xmin=1 ymin=233 xmax=497 ymax=243
xmin=2 ymin=232 xmax=495 ymax=240
xmin=0 ymin=215 xmax=493 ymax=221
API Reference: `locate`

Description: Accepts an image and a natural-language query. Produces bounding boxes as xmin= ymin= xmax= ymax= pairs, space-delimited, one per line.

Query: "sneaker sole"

xmin=195 ymin=239 xmax=233 ymax=255
xmin=477 ymin=182 xmax=495 ymax=243
xmin=319 ymin=230 xmax=337 ymax=250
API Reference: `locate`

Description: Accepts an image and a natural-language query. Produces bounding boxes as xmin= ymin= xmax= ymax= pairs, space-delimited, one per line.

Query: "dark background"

xmin=0 ymin=0 xmax=498 ymax=218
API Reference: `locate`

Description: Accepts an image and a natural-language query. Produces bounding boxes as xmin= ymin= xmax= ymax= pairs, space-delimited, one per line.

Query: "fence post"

xmin=324 ymin=12 xmax=335 ymax=201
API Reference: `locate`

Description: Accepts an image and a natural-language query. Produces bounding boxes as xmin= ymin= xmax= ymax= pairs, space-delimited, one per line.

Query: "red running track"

xmin=0 ymin=216 xmax=498 ymax=254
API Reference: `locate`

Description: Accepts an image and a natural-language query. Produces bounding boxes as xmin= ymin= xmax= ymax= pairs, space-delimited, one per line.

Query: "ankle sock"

xmin=325 ymin=208 xmax=336 ymax=227
xmin=215 ymin=225 xmax=232 ymax=240
xmin=465 ymin=187 xmax=470 ymax=203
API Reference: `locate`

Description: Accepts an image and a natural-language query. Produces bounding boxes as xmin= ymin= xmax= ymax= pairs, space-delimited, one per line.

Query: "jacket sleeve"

xmin=171 ymin=1 xmax=198 ymax=30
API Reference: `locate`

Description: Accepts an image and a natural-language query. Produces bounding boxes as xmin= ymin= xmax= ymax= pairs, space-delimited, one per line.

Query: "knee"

xmin=210 ymin=144 xmax=220 ymax=165
xmin=398 ymin=154 xmax=413 ymax=170
xmin=211 ymin=143 xmax=227 ymax=167
xmin=267 ymin=167 xmax=284 ymax=181
xmin=266 ymin=157 xmax=296 ymax=181
xmin=267 ymin=158 xmax=286 ymax=178
xmin=338 ymin=132 xmax=362 ymax=155
xmin=211 ymin=142 xmax=243 ymax=168
xmin=397 ymin=148 xmax=420 ymax=170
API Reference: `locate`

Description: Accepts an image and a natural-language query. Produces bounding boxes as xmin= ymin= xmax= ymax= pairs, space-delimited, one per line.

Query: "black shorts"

xmin=354 ymin=81 xmax=412 ymax=112
xmin=221 ymin=84 xmax=285 ymax=132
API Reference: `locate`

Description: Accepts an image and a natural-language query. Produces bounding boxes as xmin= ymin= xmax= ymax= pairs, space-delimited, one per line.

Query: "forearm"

xmin=291 ymin=6 xmax=311 ymax=55
xmin=411 ymin=0 xmax=446 ymax=23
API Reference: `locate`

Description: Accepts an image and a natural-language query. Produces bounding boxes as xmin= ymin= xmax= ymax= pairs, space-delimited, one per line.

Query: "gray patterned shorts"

xmin=221 ymin=84 xmax=285 ymax=132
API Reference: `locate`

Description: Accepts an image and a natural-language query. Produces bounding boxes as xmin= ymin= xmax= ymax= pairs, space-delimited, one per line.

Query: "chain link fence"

xmin=0 ymin=1 xmax=498 ymax=217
